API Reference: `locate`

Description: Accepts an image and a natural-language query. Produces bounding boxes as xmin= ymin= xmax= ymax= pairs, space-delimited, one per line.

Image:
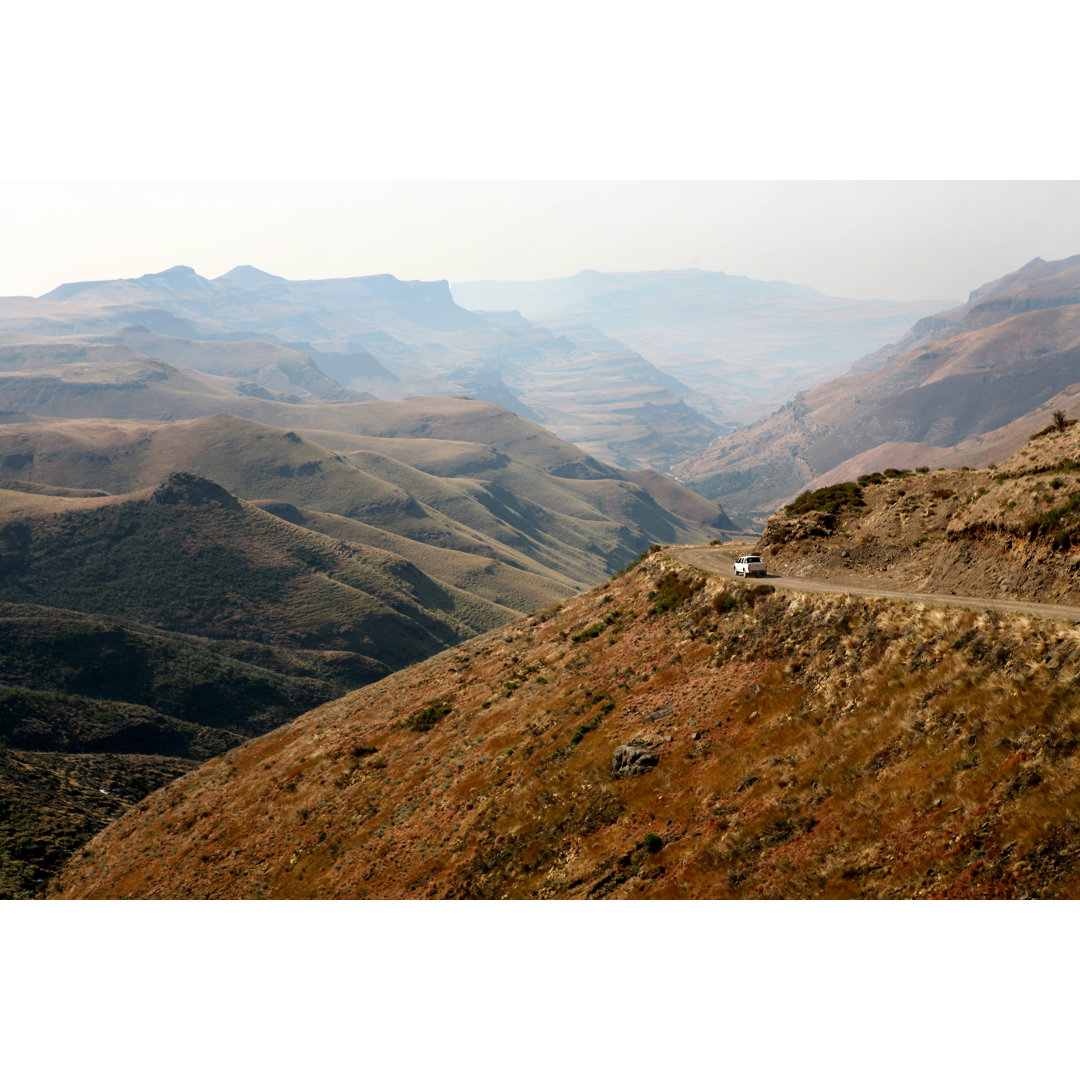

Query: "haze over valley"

xmin=680 ymin=254 xmax=1080 ymax=526
xmin=0 ymin=265 xmax=741 ymax=895
xmin=454 ymin=268 xmax=949 ymax=426
xmin=5 ymin=236 xmax=1080 ymax=901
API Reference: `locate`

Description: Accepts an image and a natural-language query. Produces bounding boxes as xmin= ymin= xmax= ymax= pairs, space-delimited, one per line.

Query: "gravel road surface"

xmin=676 ymin=545 xmax=1080 ymax=623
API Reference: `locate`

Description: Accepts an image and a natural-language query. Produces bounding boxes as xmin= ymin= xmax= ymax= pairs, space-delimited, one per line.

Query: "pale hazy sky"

xmin=4 ymin=180 xmax=1080 ymax=302
xmin=3 ymin=3 xmax=1079 ymax=302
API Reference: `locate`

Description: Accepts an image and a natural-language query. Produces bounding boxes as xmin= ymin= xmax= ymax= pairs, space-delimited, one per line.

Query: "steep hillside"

xmin=0 ymin=474 xmax=500 ymax=669
xmin=53 ymin=548 xmax=1080 ymax=900
xmin=755 ymin=416 xmax=1080 ymax=604
xmin=679 ymin=254 xmax=1080 ymax=523
xmin=0 ymin=604 xmax=338 ymax=899
xmin=0 ymin=397 xmax=730 ymax=897
xmin=0 ymin=471 xmax=525 ymax=897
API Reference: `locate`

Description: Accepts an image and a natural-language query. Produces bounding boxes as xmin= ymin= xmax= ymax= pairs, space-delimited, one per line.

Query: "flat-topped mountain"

xmin=43 ymin=264 xmax=485 ymax=334
xmin=678 ymin=254 xmax=1080 ymax=523
xmin=3 ymin=266 xmax=722 ymax=472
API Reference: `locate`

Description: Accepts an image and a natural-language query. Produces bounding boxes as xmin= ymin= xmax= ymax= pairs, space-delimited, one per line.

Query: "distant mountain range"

xmin=453 ymin=268 xmax=951 ymax=426
xmin=0 ymin=265 xmax=724 ymax=472
xmin=676 ymin=254 xmax=1080 ymax=523
xmin=0 ymin=262 xmax=956 ymax=474
xmin=19 ymin=253 xmax=1080 ymax=902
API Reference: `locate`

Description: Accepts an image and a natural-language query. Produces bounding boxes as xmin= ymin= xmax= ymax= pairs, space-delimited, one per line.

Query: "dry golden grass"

xmin=50 ymin=552 xmax=1080 ymax=900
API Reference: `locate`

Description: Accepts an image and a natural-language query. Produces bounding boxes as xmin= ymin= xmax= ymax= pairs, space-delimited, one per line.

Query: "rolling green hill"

xmin=0 ymin=402 xmax=732 ymax=580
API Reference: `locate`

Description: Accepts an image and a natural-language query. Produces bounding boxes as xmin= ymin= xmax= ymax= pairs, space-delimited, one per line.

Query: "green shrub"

xmin=712 ymin=592 xmax=738 ymax=614
xmin=571 ymin=610 xmax=622 ymax=642
xmin=570 ymin=718 xmax=599 ymax=744
xmin=402 ymin=701 xmax=452 ymax=732
xmin=1031 ymin=415 xmax=1077 ymax=440
xmin=1033 ymin=492 xmax=1080 ymax=547
xmin=642 ymin=832 xmax=663 ymax=853
xmin=785 ymin=483 xmax=865 ymax=516
xmin=646 ymin=572 xmax=703 ymax=616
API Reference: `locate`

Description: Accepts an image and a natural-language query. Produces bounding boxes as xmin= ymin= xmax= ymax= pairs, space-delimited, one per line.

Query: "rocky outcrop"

xmin=611 ymin=743 xmax=659 ymax=777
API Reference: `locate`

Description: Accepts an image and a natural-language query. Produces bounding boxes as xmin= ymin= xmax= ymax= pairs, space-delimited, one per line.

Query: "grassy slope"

xmin=0 ymin=475 xmax=497 ymax=671
xmin=0 ymin=391 xmax=729 ymax=897
xmin=251 ymin=502 xmax=572 ymax=615
xmin=0 ymin=408 xmax=721 ymax=581
xmin=53 ymin=551 xmax=1080 ymax=899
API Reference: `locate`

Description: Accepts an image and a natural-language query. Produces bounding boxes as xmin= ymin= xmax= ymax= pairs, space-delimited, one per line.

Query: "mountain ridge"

xmin=13 ymin=265 xmax=725 ymax=471
xmin=51 ymin=532 xmax=1080 ymax=899
xmin=677 ymin=253 xmax=1080 ymax=523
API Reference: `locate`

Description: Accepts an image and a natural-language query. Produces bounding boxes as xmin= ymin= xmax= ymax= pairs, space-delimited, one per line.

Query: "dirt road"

xmin=676 ymin=545 xmax=1080 ymax=623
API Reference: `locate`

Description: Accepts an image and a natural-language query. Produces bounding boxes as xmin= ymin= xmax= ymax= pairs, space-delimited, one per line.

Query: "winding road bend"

xmin=675 ymin=546 xmax=1080 ymax=624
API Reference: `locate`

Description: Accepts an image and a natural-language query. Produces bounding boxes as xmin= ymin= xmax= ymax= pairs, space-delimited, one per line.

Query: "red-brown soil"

xmin=53 ymin=543 xmax=1080 ymax=899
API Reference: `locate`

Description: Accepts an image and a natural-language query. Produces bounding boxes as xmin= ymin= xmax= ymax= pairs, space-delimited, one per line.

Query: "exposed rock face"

xmin=611 ymin=743 xmax=659 ymax=777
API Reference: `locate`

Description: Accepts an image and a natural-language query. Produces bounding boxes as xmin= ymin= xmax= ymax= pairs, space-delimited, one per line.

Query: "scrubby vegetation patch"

xmin=647 ymin=571 xmax=704 ymax=616
xmin=785 ymin=482 xmax=865 ymax=516
xmin=401 ymin=701 xmax=452 ymax=732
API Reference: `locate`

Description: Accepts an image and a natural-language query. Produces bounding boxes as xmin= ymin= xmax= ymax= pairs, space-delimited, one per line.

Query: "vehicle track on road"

xmin=675 ymin=545 xmax=1080 ymax=623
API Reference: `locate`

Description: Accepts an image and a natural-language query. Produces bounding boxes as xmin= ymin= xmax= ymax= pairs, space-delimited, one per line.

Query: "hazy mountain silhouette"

xmin=677 ymin=254 xmax=1080 ymax=521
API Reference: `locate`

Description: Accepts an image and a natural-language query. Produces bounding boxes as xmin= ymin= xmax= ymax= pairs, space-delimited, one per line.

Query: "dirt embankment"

xmin=751 ymin=423 xmax=1080 ymax=605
